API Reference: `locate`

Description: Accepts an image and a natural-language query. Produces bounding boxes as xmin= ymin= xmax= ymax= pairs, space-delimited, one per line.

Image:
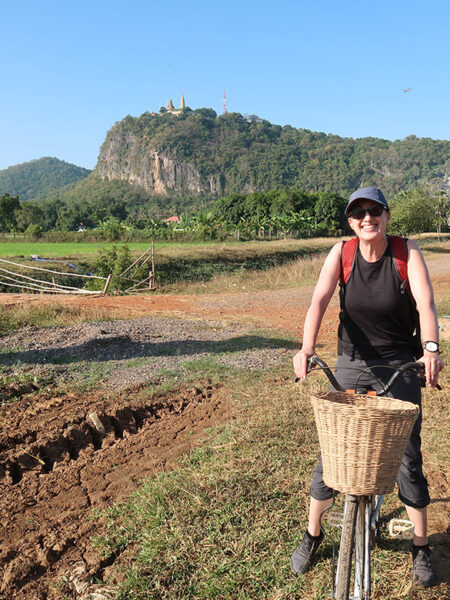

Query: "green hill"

xmin=96 ymin=108 xmax=450 ymax=199
xmin=0 ymin=157 xmax=91 ymax=202
xmin=4 ymin=110 xmax=449 ymax=218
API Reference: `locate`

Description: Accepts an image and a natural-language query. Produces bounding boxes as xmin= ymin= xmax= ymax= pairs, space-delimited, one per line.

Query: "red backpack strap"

xmin=340 ymin=238 xmax=358 ymax=285
xmin=388 ymin=235 xmax=409 ymax=289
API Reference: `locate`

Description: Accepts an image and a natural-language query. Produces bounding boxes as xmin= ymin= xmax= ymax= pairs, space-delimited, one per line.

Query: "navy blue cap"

xmin=345 ymin=187 xmax=389 ymax=215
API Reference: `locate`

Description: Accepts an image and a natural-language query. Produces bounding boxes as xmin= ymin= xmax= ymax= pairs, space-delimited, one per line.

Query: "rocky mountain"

xmin=0 ymin=157 xmax=91 ymax=202
xmin=96 ymin=108 xmax=450 ymax=199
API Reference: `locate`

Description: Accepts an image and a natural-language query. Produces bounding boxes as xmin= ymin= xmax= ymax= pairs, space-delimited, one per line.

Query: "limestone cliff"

xmin=97 ymin=127 xmax=220 ymax=196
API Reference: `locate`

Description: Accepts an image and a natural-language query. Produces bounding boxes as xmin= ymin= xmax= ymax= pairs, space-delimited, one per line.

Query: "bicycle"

xmin=302 ymin=354 xmax=433 ymax=600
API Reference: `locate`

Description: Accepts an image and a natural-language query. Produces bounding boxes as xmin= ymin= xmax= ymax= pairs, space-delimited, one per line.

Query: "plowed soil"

xmin=0 ymin=251 xmax=449 ymax=599
xmin=0 ymin=382 xmax=231 ymax=600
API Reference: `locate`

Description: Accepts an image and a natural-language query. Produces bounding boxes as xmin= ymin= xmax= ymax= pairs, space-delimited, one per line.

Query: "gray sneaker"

xmin=411 ymin=545 xmax=437 ymax=587
xmin=290 ymin=530 xmax=324 ymax=574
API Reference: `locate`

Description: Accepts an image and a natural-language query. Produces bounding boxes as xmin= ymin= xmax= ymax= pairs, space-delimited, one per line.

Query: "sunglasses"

xmin=349 ymin=204 xmax=386 ymax=219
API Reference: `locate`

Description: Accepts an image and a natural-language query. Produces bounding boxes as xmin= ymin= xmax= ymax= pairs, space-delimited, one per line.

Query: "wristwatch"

xmin=423 ymin=340 xmax=439 ymax=353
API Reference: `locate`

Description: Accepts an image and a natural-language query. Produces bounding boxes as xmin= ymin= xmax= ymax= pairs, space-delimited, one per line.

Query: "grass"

xmin=0 ymin=240 xmax=224 ymax=257
xmin=2 ymin=236 xmax=448 ymax=298
xmin=435 ymin=296 xmax=450 ymax=317
xmin=165 ymin=254 xmax=325 ymax=294
xmin=70 ymin=361 xmax=115 ymax=391
xmin=0 ymin=302 xmax=127 ymax=334
xmin=0 ymin=237 xmax=338 ymax=296
xmin=2 ymin=235 xmax=449 ymax=299
xmin=91 ymin=350 xmax=449 ymax=600
xmin=1 ymin=234 xmax=447 ymax=260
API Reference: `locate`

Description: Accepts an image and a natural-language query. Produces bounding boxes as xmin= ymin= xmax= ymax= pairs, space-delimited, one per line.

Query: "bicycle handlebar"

xmin=297 ymin=354 xmax=437 ymax=396
xmin=307 ymin=355 xmax=344 ymax=391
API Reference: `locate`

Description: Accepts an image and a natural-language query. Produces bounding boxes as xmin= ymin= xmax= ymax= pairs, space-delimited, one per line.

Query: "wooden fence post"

xmin=102 ymin=274 xmax=113 ymax=295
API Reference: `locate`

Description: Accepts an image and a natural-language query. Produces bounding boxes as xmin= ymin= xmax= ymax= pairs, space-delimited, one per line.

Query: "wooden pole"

xmin=151 ymin=241 xmax=155 ymax=284
xmin=102 ymin=274 xmax=113 ymax=295
xmin=116 ymin=246 xmax=153 ymax=278
xmin=0 ymin=269 xmax=91 ymax=291
xmin=0 ymin=258 xmax=106 ymax=280
xmin=124 ymin=275 xmax=151 ymax=292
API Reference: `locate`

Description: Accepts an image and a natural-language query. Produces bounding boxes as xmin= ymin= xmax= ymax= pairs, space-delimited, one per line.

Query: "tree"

xmin=25 ymin=223 xmax=43 ymax=240
xmin=213 ymin=193 xmax=246 ymax=225
xmin=433 ymin=190 xmax=450 ymax=238
xmin=14 ymin=201 xmax=45 ymax=232
xmin=388 ymin=188 xmax=436 ymax=235
xmin=270 ymin=189 xmax=313 ymax=217
xmin=0 ymin=193 xmax=20 ymax=232
xmin=190 ymin=211 xmax=219 ymax=240
xmin=96 ymin=217 xmax=131 ymax=240
xmin=313 ymin=192 xmax=347 ymax=235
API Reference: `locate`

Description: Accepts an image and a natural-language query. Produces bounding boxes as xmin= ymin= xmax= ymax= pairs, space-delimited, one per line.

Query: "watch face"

xmin=425 ymin=341 xmax=439 ymax=352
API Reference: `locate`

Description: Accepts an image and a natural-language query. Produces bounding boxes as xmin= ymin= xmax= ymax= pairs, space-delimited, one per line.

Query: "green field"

xmin=0 ymin=241 xmax=222 ymax=258
xmin=1 ymin=234 xmax=449 ymax=260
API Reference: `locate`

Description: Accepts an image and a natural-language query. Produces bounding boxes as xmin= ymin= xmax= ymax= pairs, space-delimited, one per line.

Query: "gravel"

xmin=0 ymin=316 xmax=294 ymax=390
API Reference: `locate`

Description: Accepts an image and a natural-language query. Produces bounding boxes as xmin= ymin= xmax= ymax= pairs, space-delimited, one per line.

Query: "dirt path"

xmin=0 ymin=251 xmax=449 ymax=599
xmin=2 ymin=249 xmax=449 ymax=339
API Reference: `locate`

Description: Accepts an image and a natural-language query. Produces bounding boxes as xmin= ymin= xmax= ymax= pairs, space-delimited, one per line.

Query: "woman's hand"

xmin=293 ymin=348 xmax=314 ymax=380
xmin=418 ymin=352 xmax=444 ymax=388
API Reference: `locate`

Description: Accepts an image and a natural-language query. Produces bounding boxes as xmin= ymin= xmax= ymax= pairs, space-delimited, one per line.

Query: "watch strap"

xmin=423 ymin=340 xmax=439 ymax=353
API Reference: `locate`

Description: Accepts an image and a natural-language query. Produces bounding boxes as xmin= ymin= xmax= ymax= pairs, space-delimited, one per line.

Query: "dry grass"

xmin=156 ymin=237 xmax=341 ymax=262
xmin=167 ymin=254 xmax=325 ymax=294
xmin=0 ymin=302 xmax=126 ymax=333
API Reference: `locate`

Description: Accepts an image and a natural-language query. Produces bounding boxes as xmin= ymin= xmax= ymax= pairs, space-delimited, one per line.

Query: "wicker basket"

xmin=310 ymin=391 xmax=420 ymax=495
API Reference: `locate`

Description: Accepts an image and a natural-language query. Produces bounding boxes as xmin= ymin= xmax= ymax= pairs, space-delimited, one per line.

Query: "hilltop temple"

xmin=157 ymin=93 xmax=186 ymax=115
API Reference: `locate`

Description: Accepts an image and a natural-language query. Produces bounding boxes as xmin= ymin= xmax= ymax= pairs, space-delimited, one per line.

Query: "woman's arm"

xmin=407 ymin=239 xmax=444 ymax=387
xmin=293 ymin=242 xmax=342 ymax=379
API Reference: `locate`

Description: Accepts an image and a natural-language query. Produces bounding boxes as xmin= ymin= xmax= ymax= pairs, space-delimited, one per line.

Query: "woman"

xmin=291 ymin=187 xmax=443 ymax=587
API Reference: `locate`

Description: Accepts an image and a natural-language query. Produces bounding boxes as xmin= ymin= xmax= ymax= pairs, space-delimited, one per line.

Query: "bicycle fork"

xmin=353 ymin=498 xmax=371 ymax=600
xmin=335 ymin=495 xmax=374 ymax=600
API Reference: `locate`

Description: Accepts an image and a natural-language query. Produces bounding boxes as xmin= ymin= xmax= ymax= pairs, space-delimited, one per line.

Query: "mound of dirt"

xmin=0 ymin=382 xmax=232 ymax=599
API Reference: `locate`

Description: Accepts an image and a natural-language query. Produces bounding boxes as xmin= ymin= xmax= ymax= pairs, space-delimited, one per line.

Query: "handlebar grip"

xmin=294 ymin=355 xmax=318 ymax=382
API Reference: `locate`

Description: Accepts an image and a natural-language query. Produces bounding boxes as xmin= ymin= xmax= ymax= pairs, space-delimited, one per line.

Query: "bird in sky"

xmin=402 ymin=88 xmax=412 ymax=93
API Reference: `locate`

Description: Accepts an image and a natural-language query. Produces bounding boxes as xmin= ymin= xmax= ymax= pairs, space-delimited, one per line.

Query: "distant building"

xmin=160 ymin=93 xmax=186 ymax=115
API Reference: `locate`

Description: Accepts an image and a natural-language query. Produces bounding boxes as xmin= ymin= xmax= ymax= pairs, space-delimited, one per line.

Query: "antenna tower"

xmin=223 ymin=91 xmax=228 ymax=115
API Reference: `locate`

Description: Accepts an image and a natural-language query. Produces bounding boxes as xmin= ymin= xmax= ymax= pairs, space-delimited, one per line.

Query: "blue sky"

xmin=1 ymin=0 xmax=449 ymax=170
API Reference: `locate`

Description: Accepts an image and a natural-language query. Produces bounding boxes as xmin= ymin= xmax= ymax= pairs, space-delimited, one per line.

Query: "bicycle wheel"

xmin=335 ymin=496 xmax=358 ymax=600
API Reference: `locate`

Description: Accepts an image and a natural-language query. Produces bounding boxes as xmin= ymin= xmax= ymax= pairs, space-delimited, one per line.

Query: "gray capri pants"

xmin=310 ymin=351 xmax=430 ymax=509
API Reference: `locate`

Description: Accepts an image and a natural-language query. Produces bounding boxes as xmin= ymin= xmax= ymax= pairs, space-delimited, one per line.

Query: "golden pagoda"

xmin=161 ymin=94 xmax=186 ymax=115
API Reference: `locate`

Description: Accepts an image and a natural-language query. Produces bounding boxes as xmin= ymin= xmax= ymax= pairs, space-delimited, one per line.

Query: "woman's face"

xmin=347 ymin=200 xmax=390 ymax=241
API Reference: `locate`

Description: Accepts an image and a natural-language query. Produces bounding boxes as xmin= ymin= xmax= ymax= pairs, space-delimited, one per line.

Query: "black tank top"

xmin=338 ymin=242 xmax=417 ymax=359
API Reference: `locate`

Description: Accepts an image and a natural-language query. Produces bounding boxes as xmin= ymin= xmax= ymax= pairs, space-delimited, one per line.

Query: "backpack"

xmin=339 ymin=235 xmax=422 ymax=359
